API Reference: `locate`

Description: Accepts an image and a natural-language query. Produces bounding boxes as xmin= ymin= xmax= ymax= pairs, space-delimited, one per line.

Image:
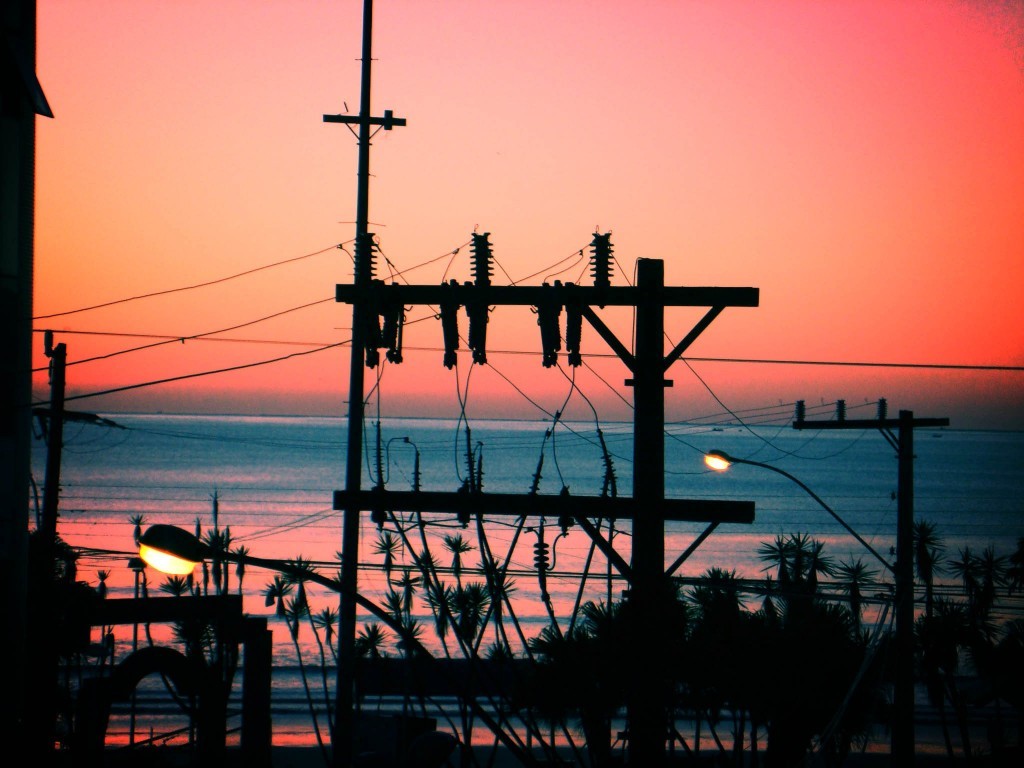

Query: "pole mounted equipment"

xmin=794 ymin=405 xmax=950 ymax=765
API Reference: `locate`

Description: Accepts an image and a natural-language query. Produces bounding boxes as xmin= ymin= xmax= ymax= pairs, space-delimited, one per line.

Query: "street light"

xmin=138 ymin=524 xmax=209 ymax=575
xmin=703 ymin=450 xmax=894 ymax=574
xmin=136 ymin=524 xmax=521 ymax=765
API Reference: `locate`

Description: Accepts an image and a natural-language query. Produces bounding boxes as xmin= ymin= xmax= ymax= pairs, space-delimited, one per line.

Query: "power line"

xmin=34 ymin=328 xmax=1022 ymax=374
xmin=682 ymin=356 xmax=1023 ymax=372
xmin=35 ymin=341 xmax=349 ymax=406
xmin=33 ymin=243 xmax=346 ymax=320
xmin=33 ymin=297 xmax=335 ymax=372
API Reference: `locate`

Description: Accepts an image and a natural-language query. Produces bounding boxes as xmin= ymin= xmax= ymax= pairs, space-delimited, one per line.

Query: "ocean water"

xmin=32 ymin=413 xmax=1024 ymax=747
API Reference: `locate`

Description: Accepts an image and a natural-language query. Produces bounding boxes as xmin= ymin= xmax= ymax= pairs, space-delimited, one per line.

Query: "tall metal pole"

xmin=893 ymin=410 xmax=916 ymax=763
xmin=334 ymin=1 xmax=375 ymax=765
xmin=628 ymin=259 xmax=667 ymax=766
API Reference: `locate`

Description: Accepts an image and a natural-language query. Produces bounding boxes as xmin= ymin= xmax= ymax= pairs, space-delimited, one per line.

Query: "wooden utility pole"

xmin=322 ymin=1 xmax=405 ymax=765
xmin=29 ymin=338 xmax=66 ymax=759
xmin=794 ymin=405 xmax=949 ymax=765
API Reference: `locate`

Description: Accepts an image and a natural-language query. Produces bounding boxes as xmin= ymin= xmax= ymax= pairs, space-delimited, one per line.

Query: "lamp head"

xmin=704 ymin=449 xmax=736 ymax=472
xmin=138 ymin=524 xmax=210 ymax=575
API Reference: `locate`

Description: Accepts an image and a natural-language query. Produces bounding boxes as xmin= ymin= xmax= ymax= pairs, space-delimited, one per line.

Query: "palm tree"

xmin=423 ymin=581 xmax=457 ymax=657
xmin=393 ymin=568 xmax=421 ymax=620
xmin=373 ymin=531 xmax=401 ymax=581
xmin=354 ymin=622 xmax=391 ymax=711
xmin=130 ymin=514 xmax=146 ymax=545
xmin=450 ymin=582 xmax=491 ymax=648
xmin=969 ymin=618 xmax=1024 ymax=760
xmin=949 ymin=547 xmax=984 ymax=619
xmin=355 ymin=622 xmax=391 ymax=659
xmin=232 ymin=545 xmax=249 ymax=595
xmin=312 ymin=607 xmax=339 ymax=663
xmin=282 ymin=596 xmax=330 ymax=764
xmin=264 ymin=575 xmax=293 ymax=618
xmin=836 ymin=558 xmax=880 ymax=636
xmin=1007 ymin=538 xmax=1024 ymax=594
xmin=758 ymin=534 xmax=792 ymax=587
xmin=786 ymin=533 xmax=815 ymax=583
xmin=282 ymin=556 xmax=318 ymax=616
xmin=687 ymin=567 xmax=746 ymax=758
xmin=96 ymin=570 xmax=110 ymax=600
xmin=443 ymin=533 xmax=474 ymax=585
xmin=757 ymin=574 xmax=780 ymax=626
xmin=917 ymin=598 xmax=976 ymax=759
xmin=914 ymin=519 xmax=946 ymax=619
xmin=805 ymin=538 xmax=836 ymax=591
xmin=975 ymin=546 xmax=1008 ymax=623
xmin=523 ymin=601 xmax=629 ymax=768
xmin=160 ymin=575 xmax=191 ymax=597
xmin=481 ymin=555 xmax=520 ymax=656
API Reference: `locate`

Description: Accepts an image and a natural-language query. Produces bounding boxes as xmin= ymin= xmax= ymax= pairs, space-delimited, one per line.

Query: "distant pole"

xmin=30 ymin=340 xmax=66 ymax=759
xmin=40 ymin=342 xmax=66 ymax=568
xmin=893 ymin=410 xmax=916 ymax=763
xmin=793 ymin=405 xmax=949 ymax=765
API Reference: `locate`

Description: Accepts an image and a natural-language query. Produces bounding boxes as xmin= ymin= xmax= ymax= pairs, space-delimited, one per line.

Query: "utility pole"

xmin=29 ymin=337 xmax=66 ymax=760
xmin=793 ymin=403 xmax=949 ymax=765
xmin=335 ymin=256 xmax=759 ymax=765
xmin=322 ymin=1 xmax=405 ymax=765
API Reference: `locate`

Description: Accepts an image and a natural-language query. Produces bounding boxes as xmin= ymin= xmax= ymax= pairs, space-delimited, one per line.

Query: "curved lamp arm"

xmin=704 ymin=450 xmax=894 ymax=574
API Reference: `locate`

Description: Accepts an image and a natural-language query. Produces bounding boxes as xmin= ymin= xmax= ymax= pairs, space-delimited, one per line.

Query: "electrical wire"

xmin=35 ymin=340 xmax=349 ymax=407
xmin=33 ymin=243 xmax=347 ymax=320
xmin=34 ymin=297 xmax=335 ymax=372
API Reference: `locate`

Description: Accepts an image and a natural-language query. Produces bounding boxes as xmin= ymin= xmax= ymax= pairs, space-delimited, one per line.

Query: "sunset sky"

xmin=33 ymin=1 xmax=1024 ymax=430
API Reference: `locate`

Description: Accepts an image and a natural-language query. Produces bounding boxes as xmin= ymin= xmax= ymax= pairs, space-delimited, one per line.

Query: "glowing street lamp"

xmin=703 ymin=449 xmax=894 ymax=574
xmin=136 ymin=524 xmax=522 ymax=764
xmin=138 ymin=524 xmax=209 ymax=575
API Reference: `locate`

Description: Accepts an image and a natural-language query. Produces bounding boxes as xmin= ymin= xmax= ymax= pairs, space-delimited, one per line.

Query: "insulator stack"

xmin=354 ymin=233 xmax=383 ymax=368
xmin=439 ymin=279 xmax=460 ymax=369
xmin=795 ymin=400 xmax=805 ymax=422
xmin=537 ymin=282 xmax=563 ymax=368
xmin=877 ymin=398 xmax=888 ymax=420
xmin=590 ymin=232 xmax=613 ymax=290
xmin=471 ymin=232 xmax=493 ymax=287
xmin=354 ymin=232 xmax=378 ymax=285
xmin=836 ymin=399 xmax=846 ymax=421
xmin=464 ymin=426 xmax=476 ymax=491
xmin=565 ymin=306 xmax=582 ymax=367
xmin=529 ymin=453 xmax=544 ymax=495
xmin=362 ymin=313 xmax=382 ymax=370
xmin=466 ymin=239 xmax=489 ymax=362
xmin=467 ymin=302 xmax=488 ymax=364
xmin=381 ymin=301 xmax=405 ymax=364
xmin=533 ymin=541 xmax=550 ymax=572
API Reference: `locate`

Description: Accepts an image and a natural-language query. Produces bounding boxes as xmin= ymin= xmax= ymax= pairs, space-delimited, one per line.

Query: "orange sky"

xmin=33 ymin=1 xmax=1024 ymax=429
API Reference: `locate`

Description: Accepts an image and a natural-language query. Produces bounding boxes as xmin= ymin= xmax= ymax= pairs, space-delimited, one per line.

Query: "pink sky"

xmin=33 ymin=1 xmax=1024 ymax=429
